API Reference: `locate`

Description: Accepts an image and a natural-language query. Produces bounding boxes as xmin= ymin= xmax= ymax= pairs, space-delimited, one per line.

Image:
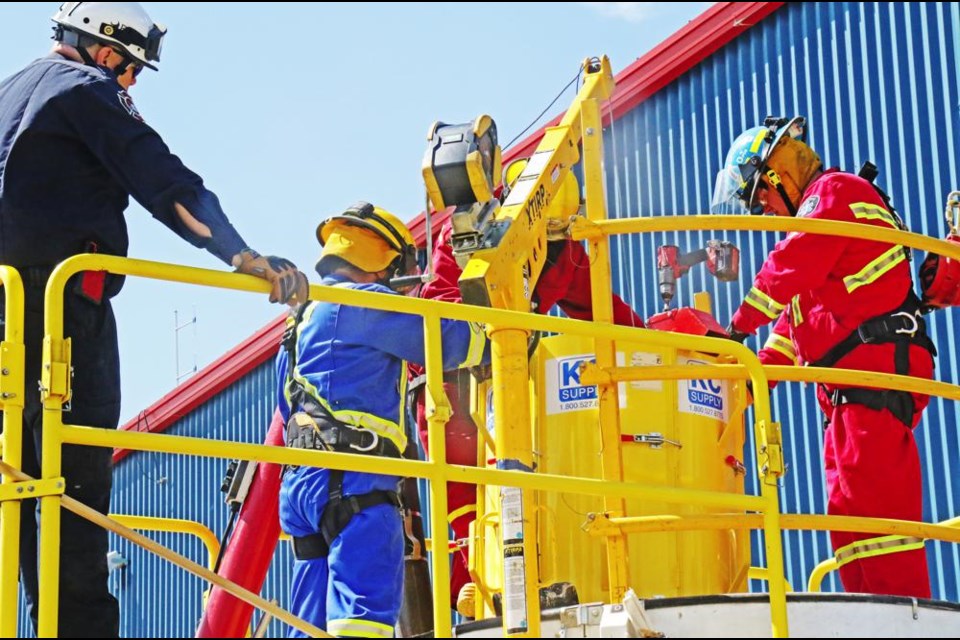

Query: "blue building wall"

xmin=106 ymin=360 xmax=291 ymax=638
xmin=17 ymin=360 xmax=293 ymax=638
xmin=601 ymin=1 xmax=960 ymax=597
xmin=15 ymin=3 xmax=960 ymax=636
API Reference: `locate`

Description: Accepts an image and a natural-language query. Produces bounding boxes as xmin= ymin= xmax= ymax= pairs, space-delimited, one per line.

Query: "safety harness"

xmin=811 ymin=160 xmax=937 ymax=428
xmin=814 ymin=291 xmax=936 ymax=427
xmin=281 ymin=302 xmax=402 ymax=561
xmin=814 ymin=165 xmax=937 ymax=428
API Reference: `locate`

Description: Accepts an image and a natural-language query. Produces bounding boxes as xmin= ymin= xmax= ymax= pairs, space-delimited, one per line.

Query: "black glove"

xmin=725 ymin=323 xmax=750 ymax=344
xmin=233 ymin=248 xmax=310 ymax=306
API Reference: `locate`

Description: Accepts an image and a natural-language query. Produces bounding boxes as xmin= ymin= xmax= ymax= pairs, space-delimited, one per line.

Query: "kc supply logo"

xmin=677 ymin=357 xmax=728 ymax=421
xmin=556 ymin=355 xmax=597 ymax=408
xmin=545 ymin=352 xmax=627 ymax=415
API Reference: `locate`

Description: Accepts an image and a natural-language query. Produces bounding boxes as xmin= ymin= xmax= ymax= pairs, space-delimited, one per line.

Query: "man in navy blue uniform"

xmin=0 ymin=3 xmax=309 ymax=636
xmin=277 ymin=202 xmax=488 ymax=637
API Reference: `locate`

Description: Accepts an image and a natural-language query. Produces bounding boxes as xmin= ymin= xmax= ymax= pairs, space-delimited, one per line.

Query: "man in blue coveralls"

xmin=277 ymin=202 xmax=488 ymax=638
xmin=0 ymin=3 xmax=309 ymax=636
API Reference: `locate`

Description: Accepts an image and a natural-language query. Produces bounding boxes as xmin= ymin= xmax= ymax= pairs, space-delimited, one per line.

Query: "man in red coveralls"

xmin=414 ymin=158 xmax=644 ymax=614
xmin=714 ymin=116 xmax=937 ymax=597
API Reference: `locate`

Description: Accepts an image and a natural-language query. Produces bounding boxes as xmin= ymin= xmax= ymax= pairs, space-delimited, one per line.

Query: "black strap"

xmin=285 ymin=411 xmax=401 ymax=459
xmin=815 ymin=292 xmax=935 ymax=428
xmin=830 ymin=387 xmax=915 ymax=429
xmin=292 ymin=469 xmax=401 ymax=561
xmin=282 ymin=302 xmax=312 ymax=409
xmin=813 ymin=292 xmax=936 ymax=372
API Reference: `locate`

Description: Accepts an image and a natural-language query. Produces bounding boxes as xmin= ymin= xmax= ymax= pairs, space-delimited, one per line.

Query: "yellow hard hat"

xmin=316 ymin=202 xmax=417 ymax=276
xmin=503 ymin=157 xmax=528 ymax=191
xmin=547 ymin=171 xmax=581 ymax=223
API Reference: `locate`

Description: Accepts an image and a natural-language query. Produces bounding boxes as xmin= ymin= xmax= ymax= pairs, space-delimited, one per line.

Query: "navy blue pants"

xmin=280 ymin=466 xmax=403 ymax=638
xmin=6 ymin=279 xmax=121 ymax=637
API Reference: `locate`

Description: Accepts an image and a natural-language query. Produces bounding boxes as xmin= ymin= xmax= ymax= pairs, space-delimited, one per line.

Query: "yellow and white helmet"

xmin=52 ymin=2 xmax=166 ymax=70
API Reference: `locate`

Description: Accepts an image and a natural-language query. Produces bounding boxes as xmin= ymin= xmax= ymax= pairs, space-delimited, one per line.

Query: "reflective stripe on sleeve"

xmin=744 ymin=286 xmax=786 ymax=320
xmin=459 ymin=322 xmax=487 ymax=368
xmin=764 ymin=333 xmax=797 ymax=364
xmin=849 ymin=202 xmax=900 ymax=228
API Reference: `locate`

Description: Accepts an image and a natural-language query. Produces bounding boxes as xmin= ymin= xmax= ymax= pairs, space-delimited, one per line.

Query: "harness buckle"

xmin=348 ymin=427 xmax=380 ymax=453
xmin=830 ymin=388 xmax=843 ymax=406
xmin=891 ymin=311 xmax=919 ymax=338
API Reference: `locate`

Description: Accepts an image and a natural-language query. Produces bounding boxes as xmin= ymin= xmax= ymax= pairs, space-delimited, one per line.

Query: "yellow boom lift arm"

xmin=421 ymin=56 xmax=616 ymax=638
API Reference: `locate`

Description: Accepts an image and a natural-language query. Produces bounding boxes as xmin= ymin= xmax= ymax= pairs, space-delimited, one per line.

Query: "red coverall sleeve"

xmin=731 ymin=193 xmax=848 ymax=334
xmin=538 ymin=240 xmax=645 ymax=327
xmin=419 ymin=223 xmax=466 ymax=304
xmin=756 ymin=312 xmax=796 ymax=390
xmin=410 ymin=222 xmax=466 ymax=381
xmin=758 ymin=312 xmax=796 ymax=367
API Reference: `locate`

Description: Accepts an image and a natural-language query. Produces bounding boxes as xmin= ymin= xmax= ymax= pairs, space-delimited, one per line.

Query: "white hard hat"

xmin=52 ymin=2 xmax=166 ymax=70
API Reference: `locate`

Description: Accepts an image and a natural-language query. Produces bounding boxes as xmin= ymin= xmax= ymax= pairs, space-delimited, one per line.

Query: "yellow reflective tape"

xmin=790 ymin=295 xmax=804 ymax=327
xmin=764 ymin=334 xmax=797 ymax=364
xmin=285 ymin=296 xmax=407 ymax=452
xmin=849 ymin=202 xmax=898 ymax=228
xmin=398 ymin=361 xmax=408 ymax=437
xmin=448 ymin=504 xmax=478 ymax=524
xmin=459 ymin=322 xmax=487 ymax=368
xmin=744 ymin=286 xmax=786 ymax=320
xmin=283 ymin=302 xmax=319 ymax=409
xmin=834 ymin=534 xmax=925 ymax=568
xmin=749 ymin=129 xmax=768 ymax=152
xmin=843 ymin=245 xmax=907 ymax=293
xmin=290 ymin=369 xmax=408 ymax=453
xmin=328 ymin=618 xmax=395 ymax=638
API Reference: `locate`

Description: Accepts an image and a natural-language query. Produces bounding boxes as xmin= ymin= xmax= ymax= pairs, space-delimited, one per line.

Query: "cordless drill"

xmin=657 ymin=240 xmax=740 ymax=309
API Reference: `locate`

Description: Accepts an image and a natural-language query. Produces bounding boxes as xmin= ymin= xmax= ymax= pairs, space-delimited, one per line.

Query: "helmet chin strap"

xmin=764 ymin=169 xmax=799 ymax=217
xmin=55 ymin=27 xmax=98 ymax=66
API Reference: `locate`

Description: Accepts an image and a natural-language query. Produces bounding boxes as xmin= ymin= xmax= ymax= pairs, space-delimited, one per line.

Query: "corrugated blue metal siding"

xmin=109 ymin=360 xmax=291 ymax=638
xmin=604 ymin=1 xmax=960 ymax=598
xmin=63 ymin=360 xmax=289 ymax=639
xmin=14 ymin=359 xmax=289 ymax=638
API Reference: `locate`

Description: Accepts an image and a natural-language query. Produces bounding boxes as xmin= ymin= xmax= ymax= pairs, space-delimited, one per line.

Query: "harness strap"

xmin=829 ymin=387 xmax=915 ymax=428
xmin=816 ymin=292 xmax=935 ymax=429
xmin=292 ymin=476 xmax=401 ymax=561
xmin=813 ymin=292 xmax=936 ymax=372
xmin=281 ymin=301 xmax=403 ymax=561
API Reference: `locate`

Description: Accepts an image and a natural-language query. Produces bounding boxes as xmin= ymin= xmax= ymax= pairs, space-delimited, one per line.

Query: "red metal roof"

xmin=116 ymin=1 xmax=784 ymax=457
xmin=408 ymin=1 xmax=784 ymax=246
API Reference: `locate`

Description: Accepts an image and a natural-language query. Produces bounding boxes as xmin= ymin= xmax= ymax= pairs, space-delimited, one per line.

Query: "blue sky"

xmin=0 ymin=2 xmax=710 ymax=421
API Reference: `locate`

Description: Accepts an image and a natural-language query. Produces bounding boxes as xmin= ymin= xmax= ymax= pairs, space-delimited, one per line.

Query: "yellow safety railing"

xmin=0 ymin=210 xmax=954 ymax=638
xmin=807 ymin=516 xmax=960 ymax=592
xmin=21 ymin=253 xmax=777 ymax=638
xmin=0 ymin=266 xmax=25 ymax=638
xmin=748 ymin=567 xmax=794 ymax=593
xmin=110 ymin=514 xmax=221 ymax=570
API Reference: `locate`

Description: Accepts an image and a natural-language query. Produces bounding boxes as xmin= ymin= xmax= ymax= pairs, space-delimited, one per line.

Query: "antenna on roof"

xmin=174 ymin=308 xmax=198 ymax=385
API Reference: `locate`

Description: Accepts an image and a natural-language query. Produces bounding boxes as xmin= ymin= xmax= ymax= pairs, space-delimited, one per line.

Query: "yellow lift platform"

xmin=2 ymin=54 xmax=960 ymax=638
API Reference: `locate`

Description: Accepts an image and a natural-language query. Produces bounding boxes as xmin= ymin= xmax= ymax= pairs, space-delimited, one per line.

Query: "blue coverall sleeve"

xmin=54 ymin=81 xmax=247 ymax=264
xmin=336 ymin=297 xmax=488 ymax=370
